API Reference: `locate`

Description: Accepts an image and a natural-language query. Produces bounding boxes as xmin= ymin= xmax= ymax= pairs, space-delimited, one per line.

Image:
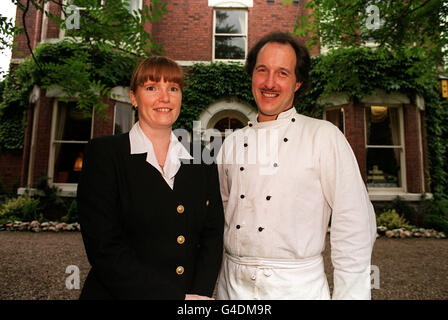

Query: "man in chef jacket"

xmin=215 ymin=31 xmax=377 ymax=300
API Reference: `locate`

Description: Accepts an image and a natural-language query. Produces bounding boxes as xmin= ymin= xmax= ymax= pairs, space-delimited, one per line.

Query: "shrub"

xmin=0 ymin=194 xmax=40 ymax=223
xmin=35 ymin=177 xmax=66 ymax=221
xmin=423 ymin=199 xmax=448 ymax=233
xmin=61 ymin=200 xmax=78 ymax=224
xmin=376 ymin=209 xmax=414 ymax=230
xmin=384 ymin=196 xmax=418 ymax=225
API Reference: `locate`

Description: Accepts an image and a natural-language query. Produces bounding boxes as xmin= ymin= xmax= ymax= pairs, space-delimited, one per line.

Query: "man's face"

xmin=252 ymin=42 xmax=301 ymax=122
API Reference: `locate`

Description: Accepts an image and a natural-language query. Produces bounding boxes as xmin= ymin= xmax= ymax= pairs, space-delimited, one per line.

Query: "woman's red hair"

xmin=130 ymin=56 xmax=184 ymax=92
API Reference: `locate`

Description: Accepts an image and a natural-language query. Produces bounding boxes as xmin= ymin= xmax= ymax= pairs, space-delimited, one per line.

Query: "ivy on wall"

xmin=175 ymin=62 xmax=256 ymax=131
xmin=0 ymin=40 xmax=138 ymax=150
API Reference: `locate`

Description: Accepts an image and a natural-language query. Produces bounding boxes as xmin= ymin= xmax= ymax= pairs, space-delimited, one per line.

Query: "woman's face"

xmin=130 ymin=77 xmax=182 ymax=130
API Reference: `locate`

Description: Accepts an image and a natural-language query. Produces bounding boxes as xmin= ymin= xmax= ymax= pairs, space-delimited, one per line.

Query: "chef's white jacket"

xmin=216 ymin=107 xmax=376 ymax=300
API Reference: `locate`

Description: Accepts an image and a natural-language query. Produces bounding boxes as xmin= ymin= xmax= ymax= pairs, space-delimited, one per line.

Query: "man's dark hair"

xmin=245 ymin=31 xmax=311 ymax=105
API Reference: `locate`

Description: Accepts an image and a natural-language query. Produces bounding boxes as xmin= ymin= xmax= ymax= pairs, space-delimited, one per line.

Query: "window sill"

xmin=368 ymin=190 xmax=432 ymax=201
xmin=18 ymin=184 xmax=78 ymax=198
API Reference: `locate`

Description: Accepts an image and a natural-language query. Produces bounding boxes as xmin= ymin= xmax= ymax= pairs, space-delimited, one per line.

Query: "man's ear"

xmin=295 ymin=82 xmax=302 ymax=92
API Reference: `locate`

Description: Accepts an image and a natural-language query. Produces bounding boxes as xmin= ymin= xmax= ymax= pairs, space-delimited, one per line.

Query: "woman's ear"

xmin=129 ymin=90 xmax=137 ymax=107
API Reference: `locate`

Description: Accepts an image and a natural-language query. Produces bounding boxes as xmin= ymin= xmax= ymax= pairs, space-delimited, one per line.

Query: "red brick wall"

xmin=93 ymin=98 xmax=116 ymax=138
xmin=12 ymin=0 xmax=41 ymax=60
xmin=344 ymin=103 xmax=367 ymax=182
xmin=404 ymin=104 xmax=424 ymax=193
xmin=0 ymin=151 xmax=23 ymax=193
xmin=151 ymin=0 xmax=213 ymax=61
xmin=151 ymin=0 xmax=316 ymax=61
xmin=46 ymin=2 xmax=62 ymax=39
xmin=248 ymin=0 xmax=319 ymax=54
xmin=12 ymin=0 xmax=318 ymax=62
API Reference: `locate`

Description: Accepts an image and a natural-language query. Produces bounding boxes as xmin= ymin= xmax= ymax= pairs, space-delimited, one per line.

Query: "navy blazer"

xmin=77 ymin=133 xmax=224 ymax=299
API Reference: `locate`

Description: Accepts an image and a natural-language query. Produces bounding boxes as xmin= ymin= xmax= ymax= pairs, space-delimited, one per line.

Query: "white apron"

xmin=216 ymin=251 xmax=330 ymax=300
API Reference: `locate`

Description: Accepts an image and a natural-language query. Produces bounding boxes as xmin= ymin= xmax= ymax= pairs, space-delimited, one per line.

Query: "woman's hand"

xmin=185 ymin=294 xmax=214 ymax=300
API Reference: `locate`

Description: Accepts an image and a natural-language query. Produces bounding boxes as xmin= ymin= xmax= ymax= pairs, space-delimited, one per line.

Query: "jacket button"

xmin=244 ymin=143 xmax=248 ymax=147
xmin=258 ymin=227 xmax=264 ymax=232
xmin=177 ymin=235 xmax=185 ymax=244
xmin=177 ymin=205 xmax=184 ymax=214
xmin=176 ymin=266 xmax=184 ymax=275
xmin=240 ymin=167 xmax=244 ymax=171
xmin=236 ymin=225 xmax=241 ymax=229
xmin=284 ymin=138 xmax=288 ymax=142
xmin=240 ymin=194 xmax=245 ymax=199
xmin=266 ymin=196 xmax=271 ymax=200
xmin=206 ymin=200 xmax=210 ymax=206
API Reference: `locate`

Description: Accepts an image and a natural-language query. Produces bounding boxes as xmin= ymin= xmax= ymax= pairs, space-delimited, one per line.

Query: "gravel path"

xmin=0 ymin=232 xmax=447 ymax=300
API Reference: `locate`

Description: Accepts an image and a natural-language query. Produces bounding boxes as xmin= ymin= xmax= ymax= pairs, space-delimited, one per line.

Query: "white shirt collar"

xmin=129 ymin=122 xmax=193 ymax=189
xmin=248 ymin=107 xmax=298 ymax=128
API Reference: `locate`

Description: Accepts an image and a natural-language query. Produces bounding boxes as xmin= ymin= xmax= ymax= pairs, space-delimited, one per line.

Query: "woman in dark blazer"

xmin=77 ymin=56 xmax=224 ymax=300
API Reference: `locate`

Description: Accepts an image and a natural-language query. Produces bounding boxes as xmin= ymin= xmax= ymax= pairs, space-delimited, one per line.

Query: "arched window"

xmin=213 ymin=117 xmax=245 ymax=132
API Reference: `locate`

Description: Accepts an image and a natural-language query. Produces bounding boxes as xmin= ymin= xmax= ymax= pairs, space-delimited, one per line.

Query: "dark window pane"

xmin=215 ymin=36 xmax=245 ymax=59
xmin=366 ymin=106 xmax=400 ymax=146
xmin=53 ymin=143 xmax=86 ymax=183
xmin=366 ymin=148 xmax=402 ymax=188
xmin=229 ymin=118 xmax=244 ymax=130
xmin=215 ymin=10 xmax=245 ymax=34
xmin=325 ymin=108 xmax=344 ymax=133
xmin=56 ymin=102 xmax=92 ymax=141
xmin=214 ymin=117 xmax=245 ymax=132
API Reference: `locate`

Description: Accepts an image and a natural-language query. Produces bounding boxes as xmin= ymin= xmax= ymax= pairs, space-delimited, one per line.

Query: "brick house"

xmin=2 ymin=0 xmax=431 ymax=206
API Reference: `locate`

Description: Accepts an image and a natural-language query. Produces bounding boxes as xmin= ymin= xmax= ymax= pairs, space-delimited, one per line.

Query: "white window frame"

xmin=48 ymin=100 xmax=94 ymax=190
xmin=208 ymin=0 xmax=253 ymax=7
xmin=364 ymin=104 xmax=406 ymax=192
xmin=212 ymin=8 xmax=248 ymax=62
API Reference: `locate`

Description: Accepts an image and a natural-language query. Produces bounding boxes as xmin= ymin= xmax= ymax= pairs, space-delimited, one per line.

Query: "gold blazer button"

xmin=206 ymin=200 xmax=210 ymax=206
xmin=176 ymin=266 xmax=184 ymax=275
xmin=177 ymin=235 xmax=185 ymax=244
xmin=177 ymin=205 xmax=184 ymax=214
